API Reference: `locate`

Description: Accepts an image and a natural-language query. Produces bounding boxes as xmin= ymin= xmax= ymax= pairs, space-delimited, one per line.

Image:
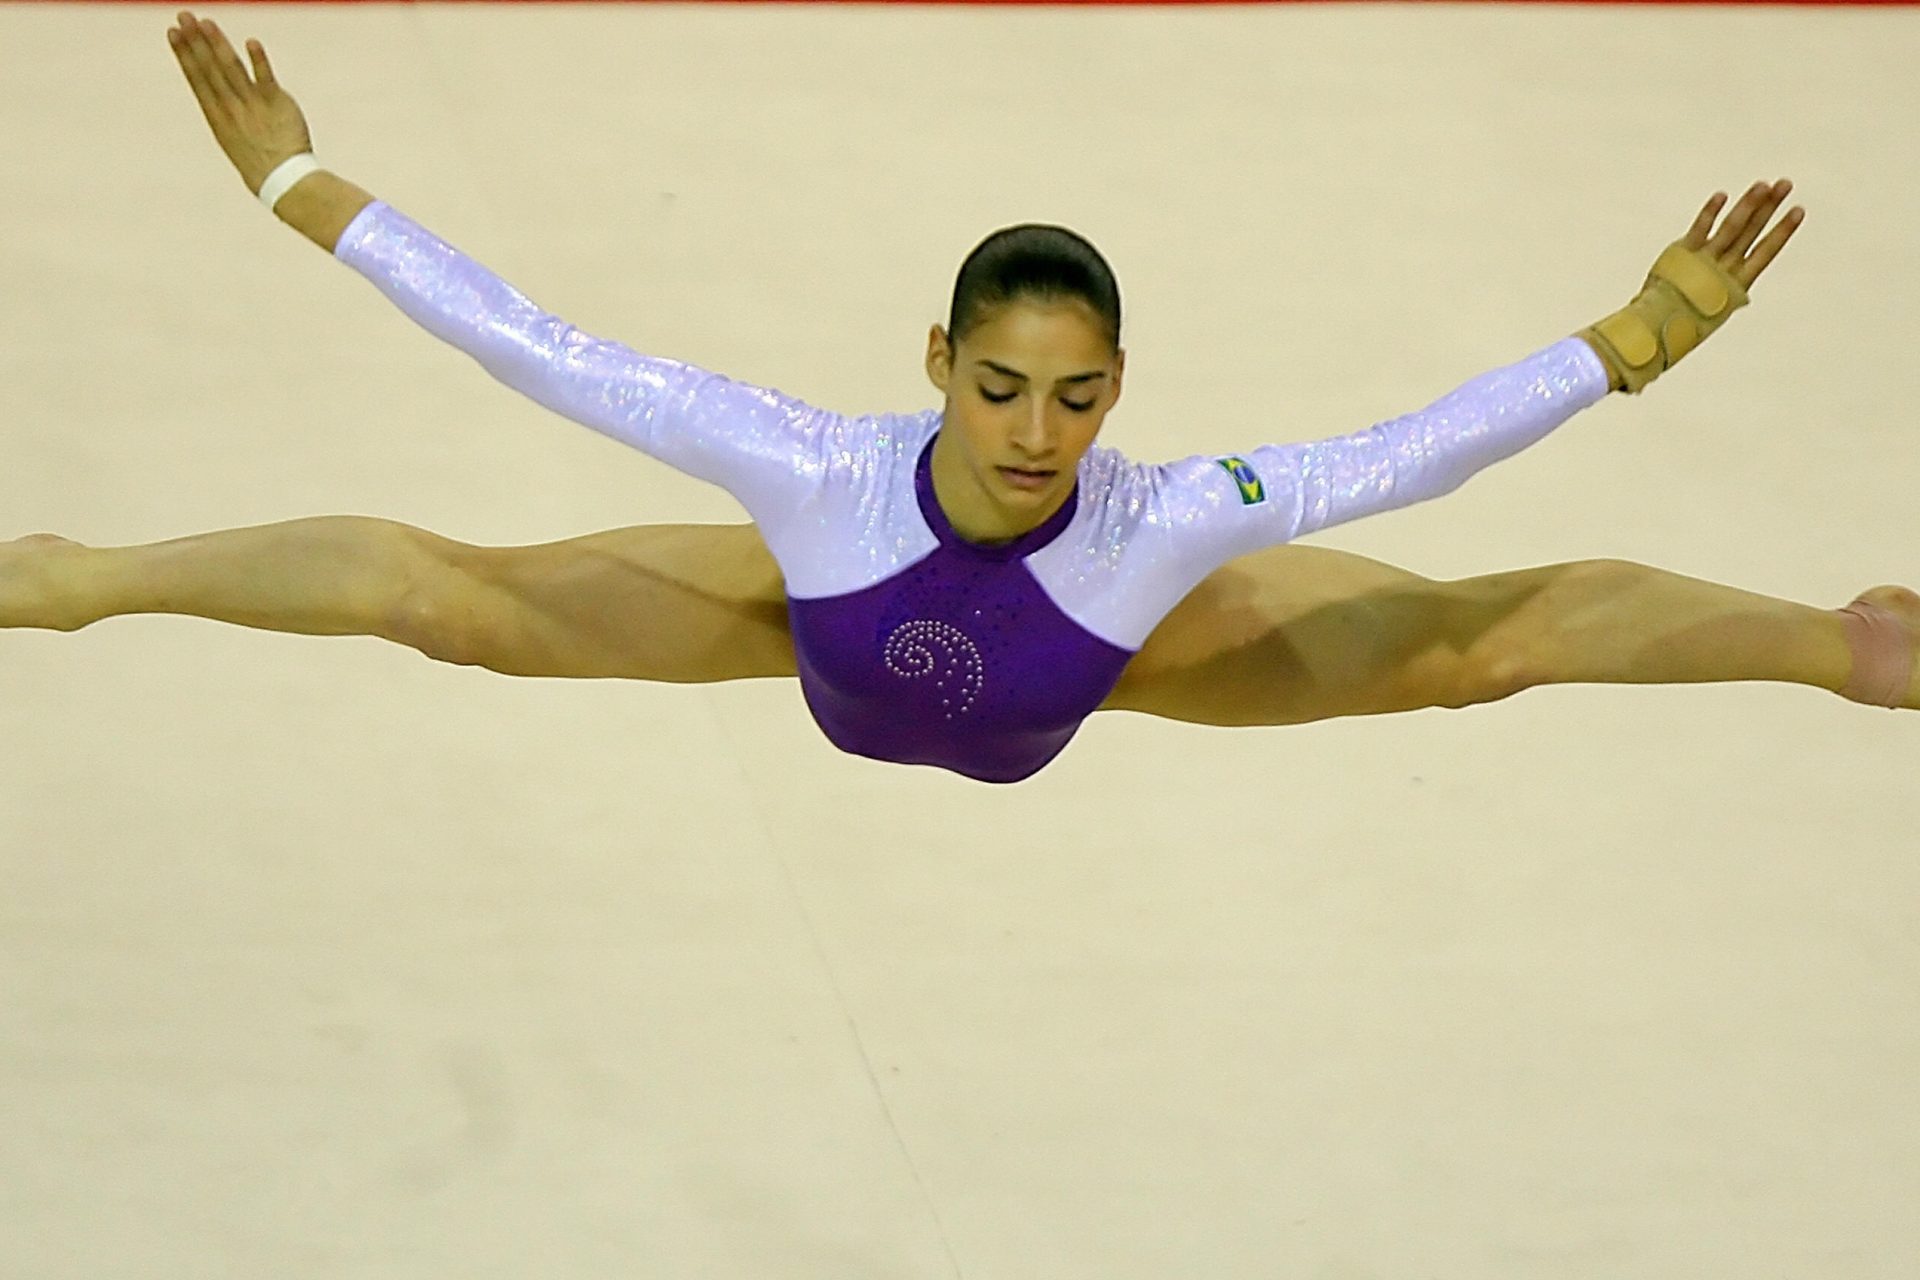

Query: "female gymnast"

xmin=2 ymin=13 xmax=1911 ymax=783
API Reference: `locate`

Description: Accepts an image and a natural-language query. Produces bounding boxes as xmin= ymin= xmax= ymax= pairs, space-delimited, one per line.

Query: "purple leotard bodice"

xmin=788 ymin=436 xmax=1132 ymax=781
xmin=334 ymin=201 xmax=1613 ymax=782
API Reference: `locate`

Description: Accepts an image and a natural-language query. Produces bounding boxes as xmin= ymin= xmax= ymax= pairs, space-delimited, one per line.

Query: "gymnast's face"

xmin=924 ymin=297 xmax=1125 ymax=543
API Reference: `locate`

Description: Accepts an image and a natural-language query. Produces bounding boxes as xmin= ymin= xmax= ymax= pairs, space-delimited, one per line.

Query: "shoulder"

xmin=773 ymin=407 xmax=940 ymax=598
xmin=1024 ymin=440 xmax=1227 ymax=650
xmin=1074 ymin=439 xmax=1154 ymax=510
xmin=752 ymin=401 xmax=934 ymax=487
xmin=1074 ymin=440 xmax=1252 ymax=525
xmin=825 ymin=407 xmax=937 ymax=481
xmin=1026 ymin=439 xmax=1296 ymax=651
xmin=782 ymin=405 xmax=937 ymax=513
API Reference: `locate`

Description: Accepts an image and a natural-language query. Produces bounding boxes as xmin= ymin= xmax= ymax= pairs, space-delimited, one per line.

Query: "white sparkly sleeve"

xmin=1030 ymin=338 xmax=1612 ymax=650
xmin=331 ymin=201 xmax=842 ymax=530
xmin=1158 ymin=336 xmax=1609 ymax=563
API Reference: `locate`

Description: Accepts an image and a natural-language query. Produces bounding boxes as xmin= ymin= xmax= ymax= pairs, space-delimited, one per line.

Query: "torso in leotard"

xmin=783 ymin=421 xmax=1132 ymax=782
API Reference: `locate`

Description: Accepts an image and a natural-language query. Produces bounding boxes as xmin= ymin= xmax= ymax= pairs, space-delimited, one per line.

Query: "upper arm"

xmin=1150 ymin=336 xmax=1616 ymax=578
xmin=332 ymin=199 xmax=836 ymax=524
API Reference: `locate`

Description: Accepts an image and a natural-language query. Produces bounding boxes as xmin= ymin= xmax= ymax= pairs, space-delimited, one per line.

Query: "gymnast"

xmin=3 ymin=13 xmax=1910 ymax=783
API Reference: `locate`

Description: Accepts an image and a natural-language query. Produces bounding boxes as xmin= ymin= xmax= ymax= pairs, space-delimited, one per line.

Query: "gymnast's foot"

xmin=0 ymin=533 xmax=88 ymax=631
xmin=1839 ymin=584 xmax=1919 ymax=709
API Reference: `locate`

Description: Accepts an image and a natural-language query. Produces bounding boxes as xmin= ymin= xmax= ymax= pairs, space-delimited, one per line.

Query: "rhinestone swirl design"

xmin=882 ymin=619 xmax=985 ymax=719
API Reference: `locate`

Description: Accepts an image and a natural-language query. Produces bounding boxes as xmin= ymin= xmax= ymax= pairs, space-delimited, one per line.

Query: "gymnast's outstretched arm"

xmin=167 ymin=14 xmax=367 ymax=255
xmin=166 ymin=11 xmax=858 ymax=574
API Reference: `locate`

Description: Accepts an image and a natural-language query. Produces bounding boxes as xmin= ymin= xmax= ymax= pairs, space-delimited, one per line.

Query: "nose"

xmin=1010 ymin=399 xmax=1053 ymax=458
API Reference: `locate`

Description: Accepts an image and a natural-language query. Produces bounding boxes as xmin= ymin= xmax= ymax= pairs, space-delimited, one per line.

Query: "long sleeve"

xmin=1024 ymin=337 xmax=1613 ymax=650
xmin=1170 ymin=336 xmax=1611 ymax=560
xmin=330 ymin=200 xmax=851 ymax=530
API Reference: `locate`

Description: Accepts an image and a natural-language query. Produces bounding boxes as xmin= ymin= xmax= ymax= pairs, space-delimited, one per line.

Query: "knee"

xmin=384 ymin=590 xmax=478 ymax=665
xmin=379 ymin=536 xmax=497 ymax=667
xmin=1453 ymin=645 xmax=1539 ymax=707
xmin=1453 ymin=558 xmax=1644 ymax=703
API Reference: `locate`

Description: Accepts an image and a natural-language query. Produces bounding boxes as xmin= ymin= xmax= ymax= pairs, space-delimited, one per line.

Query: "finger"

xmin=1712 ymin=177 xmax=1781 ymax=260
xmin=1725 ymin=178 xmax=1792 ymax=260
xmin=177 ymin=19 xmax=234 ymax=110
xmin=248 ymin=37 xmax=277 ymax=88
xmin=1735 ymin=204 xmax=1805 ymax=286
xmin=1680 ymin=191 xmax=1727 ymax=251
xmin=167 ymin=22 xmax=227 ymax=127
xmin=1707 ymin=180 xmax=1769 ymax=256
xmin=200 ymin=18 xmax=254 ymax=99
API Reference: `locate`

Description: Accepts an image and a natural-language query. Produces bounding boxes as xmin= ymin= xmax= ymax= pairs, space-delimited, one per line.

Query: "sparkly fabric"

xmin=331 ymin=202 xmax=935 ymax=600
xmin=1033 ymin=336 xmax=1611 ymax=647
xmin=335 ymin=201 xmax=1613 ymax=781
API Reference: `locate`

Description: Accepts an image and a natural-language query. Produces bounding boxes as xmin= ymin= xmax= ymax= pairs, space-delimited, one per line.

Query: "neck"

xmin=928 ymin=431 xmax=1069 ymax=545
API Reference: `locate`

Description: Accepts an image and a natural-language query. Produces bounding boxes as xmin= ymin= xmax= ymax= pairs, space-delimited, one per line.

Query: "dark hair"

xmin=946 ymin=224 xmax=1121 ymax=350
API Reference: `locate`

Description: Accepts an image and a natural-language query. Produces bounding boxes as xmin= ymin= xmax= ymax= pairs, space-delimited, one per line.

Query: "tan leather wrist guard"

xmin=1578 ymin=241 xmax=1749 ymax=394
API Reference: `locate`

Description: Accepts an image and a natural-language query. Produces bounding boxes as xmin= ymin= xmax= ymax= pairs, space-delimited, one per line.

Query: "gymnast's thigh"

xmin=444 ymin=521 xmax=796 ymax=682
xmin=1102 ymin=542 xmax=1457 ymax=726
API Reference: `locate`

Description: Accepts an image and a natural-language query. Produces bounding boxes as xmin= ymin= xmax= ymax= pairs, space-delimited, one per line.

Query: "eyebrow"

xmin=974 ymin=359 xmax=1108 ymax=386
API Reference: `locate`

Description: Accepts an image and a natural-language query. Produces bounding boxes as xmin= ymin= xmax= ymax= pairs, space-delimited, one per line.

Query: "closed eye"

xmin=979 ymin=387 xmax=1097 ymax=412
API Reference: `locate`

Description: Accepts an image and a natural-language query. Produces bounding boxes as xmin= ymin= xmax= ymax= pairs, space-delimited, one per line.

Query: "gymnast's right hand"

xmin=167 ymin=10 xmax=313 ymax=196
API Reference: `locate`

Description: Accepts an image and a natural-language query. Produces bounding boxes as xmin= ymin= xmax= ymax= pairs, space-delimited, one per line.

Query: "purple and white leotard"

xmin=335 ymin=202 xmax=1611 ymax=782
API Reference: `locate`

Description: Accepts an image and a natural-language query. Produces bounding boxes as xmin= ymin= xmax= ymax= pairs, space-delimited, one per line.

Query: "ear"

xmin=925 ymin=324 xmax=953 ymax=393
xmin=1107 ymin=346 xmax=1126 ymax=410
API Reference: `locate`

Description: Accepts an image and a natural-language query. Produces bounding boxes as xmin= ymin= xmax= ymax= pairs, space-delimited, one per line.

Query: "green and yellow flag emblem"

xmin=1216 ymin=456 xmax=1266 ymax=506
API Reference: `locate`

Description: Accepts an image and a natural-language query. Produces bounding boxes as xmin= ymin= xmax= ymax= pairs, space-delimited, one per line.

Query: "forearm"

xmin=1280 ymin=336 xmax=1615 ymax=541
xmin=273 ymin=167 xmax=375 ymax=253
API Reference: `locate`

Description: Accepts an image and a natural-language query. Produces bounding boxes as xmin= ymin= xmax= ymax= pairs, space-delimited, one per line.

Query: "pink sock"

xmin=1836 ymin=600 xmax=1913 ymax=709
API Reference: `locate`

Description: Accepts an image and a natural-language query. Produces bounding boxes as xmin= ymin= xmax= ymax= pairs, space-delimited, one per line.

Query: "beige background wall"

xmin=2 ymin=3 xmax=1915 ymax=1276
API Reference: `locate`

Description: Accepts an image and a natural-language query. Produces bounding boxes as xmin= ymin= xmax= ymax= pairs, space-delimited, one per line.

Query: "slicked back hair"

xmin=946 ymin=224 xmax=1121 ymax=351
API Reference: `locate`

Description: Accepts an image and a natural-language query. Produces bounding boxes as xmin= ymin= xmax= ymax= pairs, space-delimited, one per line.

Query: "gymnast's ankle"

xmin=0 ymin=534 xmax=94 ymax=632
xmin=1835 ymin=590 xmax=1917 ymax=709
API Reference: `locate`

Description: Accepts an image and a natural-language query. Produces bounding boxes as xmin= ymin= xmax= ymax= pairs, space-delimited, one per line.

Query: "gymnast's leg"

xmin=1106 ymin=546 xmax=1917 ymax=724
xmin=10 ymin=521 xmax=1908 ymax=715
xmin=0 ymin=518 xmax=794 ymax=682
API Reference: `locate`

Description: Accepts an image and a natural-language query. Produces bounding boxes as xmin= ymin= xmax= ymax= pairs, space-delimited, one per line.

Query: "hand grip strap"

xmin=1578 ymin=242 xmax=1751 ymax=394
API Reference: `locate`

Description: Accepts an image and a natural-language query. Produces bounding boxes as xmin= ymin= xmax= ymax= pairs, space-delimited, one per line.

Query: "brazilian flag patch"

xmin=1216 ymin=456 xmax=1266 ymax=506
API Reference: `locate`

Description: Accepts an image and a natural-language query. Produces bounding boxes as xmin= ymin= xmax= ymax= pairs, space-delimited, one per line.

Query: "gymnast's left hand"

xmin=1680 ymin=178 xmax=1804 ymax=288
xmin=166 ymin=10 xmax=314 ymax=196
xmin=1579 ymin=178 xmax=1807 ymax=393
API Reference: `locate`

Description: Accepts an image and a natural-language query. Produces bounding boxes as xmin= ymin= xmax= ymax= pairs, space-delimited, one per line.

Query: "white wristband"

xmin=258 ymin=153 xmax=323 ymax=212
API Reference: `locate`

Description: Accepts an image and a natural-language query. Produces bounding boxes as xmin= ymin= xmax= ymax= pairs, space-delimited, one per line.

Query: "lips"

xmin=997 ymin=465 xmax=1056 ymax=492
